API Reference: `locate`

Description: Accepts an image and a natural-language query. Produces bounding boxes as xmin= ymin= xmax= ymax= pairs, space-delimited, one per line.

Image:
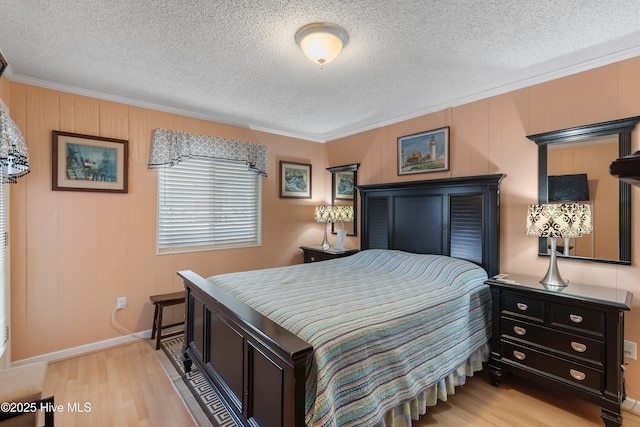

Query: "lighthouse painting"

xmin=398 ymin=127 xmax=449 ymax=175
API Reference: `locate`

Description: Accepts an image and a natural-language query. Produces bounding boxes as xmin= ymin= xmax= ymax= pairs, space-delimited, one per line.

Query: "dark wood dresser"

xmin=486 ymin=275 xmax=632 ymax=427
xmin=300 ymin=245 xmax=359 ymax=263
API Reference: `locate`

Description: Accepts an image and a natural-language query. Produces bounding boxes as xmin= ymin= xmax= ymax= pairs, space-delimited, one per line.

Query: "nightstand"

xmin=300 ymin=246 xmax=359 ymax=263
xmin=486 ymin=274 xmax=632 ymax=427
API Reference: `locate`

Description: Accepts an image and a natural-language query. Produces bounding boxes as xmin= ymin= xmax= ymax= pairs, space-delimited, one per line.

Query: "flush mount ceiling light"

xmin=295 ymin=22 xmax=349 ymax=67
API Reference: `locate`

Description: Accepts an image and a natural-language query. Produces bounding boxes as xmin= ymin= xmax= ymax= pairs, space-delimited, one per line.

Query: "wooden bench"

xmin=150 ymin=290 xmax=186 ymax=350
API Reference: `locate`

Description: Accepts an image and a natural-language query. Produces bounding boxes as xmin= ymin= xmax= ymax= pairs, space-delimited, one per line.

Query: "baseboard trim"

xmin=11 ymin=330 xmax=152 ymax=367
xmin=624 ymin=396 xmax=640 ymax=416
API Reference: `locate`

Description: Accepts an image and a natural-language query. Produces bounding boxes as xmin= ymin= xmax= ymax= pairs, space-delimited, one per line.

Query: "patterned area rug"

xmin=160 ymin=334 xmax=238 ymax=427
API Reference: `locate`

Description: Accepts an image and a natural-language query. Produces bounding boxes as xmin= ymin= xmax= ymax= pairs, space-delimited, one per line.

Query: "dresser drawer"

xmin=502 ymin=293 xmax=544 ymax=322
xmin=550 ymin=302 xmax=605 ymax=337
xmin=501 ymin=317 xmax=604 ymax=366
xmin=301 ymin=247 xmax=359 ymax=263
xmin=304 ymin=251 xmax=332 ymax=263
xmin=501 ymin=341 xmax=604 ymax=393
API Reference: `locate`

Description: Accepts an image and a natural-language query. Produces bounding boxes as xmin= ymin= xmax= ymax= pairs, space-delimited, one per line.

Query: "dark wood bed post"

xmin=182 ymin=345 xmax=192 ymax=373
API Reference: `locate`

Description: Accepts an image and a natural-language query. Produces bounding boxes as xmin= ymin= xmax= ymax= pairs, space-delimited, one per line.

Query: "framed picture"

xmin=398 ymin=126 xmax=449 ymax=175
xmin=52 ymin=131 xmax=128 ymax=193
xmin=334 ymin=170 xmax=355 ymax=200
xmin=280 ymin=161 xmax=311 ymax=198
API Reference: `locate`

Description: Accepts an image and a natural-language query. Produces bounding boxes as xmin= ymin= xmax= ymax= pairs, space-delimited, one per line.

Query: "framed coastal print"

xmin=280 ymin=161 xmax=311 ymax=198
xmin=334 ymin=170 xmax=355 ymax=200
xmin=398 ymin=126 xmax=449 ymax=175
xmin=52 ymin=131 xmax=128 ymax=193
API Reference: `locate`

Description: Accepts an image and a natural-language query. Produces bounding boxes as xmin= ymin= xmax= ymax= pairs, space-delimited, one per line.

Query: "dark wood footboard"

xmin=178 ymin=270 xmax=313 ymax=427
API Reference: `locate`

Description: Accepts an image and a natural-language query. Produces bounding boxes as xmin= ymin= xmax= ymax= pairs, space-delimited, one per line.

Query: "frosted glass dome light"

xmin=295 ymin=22 xmax=349 ymax=67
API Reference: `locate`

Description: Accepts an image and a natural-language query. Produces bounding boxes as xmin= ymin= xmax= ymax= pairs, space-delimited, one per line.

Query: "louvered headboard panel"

xmin=366 ymin=197 xmax=389 ymax=249
xmin=358 ymin=174 xmax=505 ymax=277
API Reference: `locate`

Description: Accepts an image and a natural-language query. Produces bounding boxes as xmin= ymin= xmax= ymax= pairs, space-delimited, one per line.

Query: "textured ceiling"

xmin=2 ymin=1 xmax=640 ymax=142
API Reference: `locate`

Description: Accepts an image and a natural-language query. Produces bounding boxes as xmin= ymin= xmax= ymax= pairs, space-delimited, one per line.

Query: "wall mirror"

xmin=527 ymin=116 xmax=640 ymax=265
xmin=327 ymin=163 xmax=359 ymax=236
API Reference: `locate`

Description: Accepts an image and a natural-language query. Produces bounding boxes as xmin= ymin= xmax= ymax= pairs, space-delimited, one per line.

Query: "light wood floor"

xmin=43 ymin=340 xmax=196 ymax=426
xmin=413 ymin=371 xmax=640 ymax=427
xmin=43 ymin=339 xmax=640 ymax=426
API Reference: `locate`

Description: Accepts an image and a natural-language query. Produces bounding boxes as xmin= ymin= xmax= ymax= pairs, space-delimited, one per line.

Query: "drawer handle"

xmin=516 ymin=303 xmax=528 ymax=311
xmin=513 ymin=350 xmax=526 ymax=361
xmin=513 ymin=326 xmax=527 ymax=336
xmin=571 ymin=342 xmax=587 ymax=353
xmin=570 ymin=369 xmax=586 ymax=381
xmin=569 ymin=314 xmax=583 ymax=323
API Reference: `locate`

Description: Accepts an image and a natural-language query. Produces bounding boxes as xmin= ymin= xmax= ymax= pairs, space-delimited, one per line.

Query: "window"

xmin=157 ymin=157 xmax=262 ymax=254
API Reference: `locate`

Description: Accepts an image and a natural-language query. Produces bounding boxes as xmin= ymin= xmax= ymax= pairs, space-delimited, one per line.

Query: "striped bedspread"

xmin=207 ymin=249 xmax=491 ymax=427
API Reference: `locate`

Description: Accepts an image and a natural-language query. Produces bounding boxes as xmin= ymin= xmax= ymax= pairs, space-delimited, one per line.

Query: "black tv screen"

xmin=548 ymin=173 xmax=589 ymax=202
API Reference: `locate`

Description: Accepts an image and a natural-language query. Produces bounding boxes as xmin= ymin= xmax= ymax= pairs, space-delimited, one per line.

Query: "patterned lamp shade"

xmin=331 ymin=206 xmax=354 ymax=223
xmin=526 ymin=203 xmax=592 ymax=238
xmin=314 ymin=205 xmax=333 ymax=223
xmin=577 ymin=204 xmax=593 ymax=235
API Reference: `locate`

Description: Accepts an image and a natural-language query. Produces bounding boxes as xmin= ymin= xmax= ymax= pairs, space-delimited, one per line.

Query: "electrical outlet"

xmin=116 ymin=297 xmax=127 ymax=310
xmin=624 ymin=340 xmax=637 ymax=360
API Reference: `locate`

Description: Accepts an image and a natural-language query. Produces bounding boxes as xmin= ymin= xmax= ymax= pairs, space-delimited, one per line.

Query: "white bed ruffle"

xmin=379 ymin=343 xmax=490 ymax=427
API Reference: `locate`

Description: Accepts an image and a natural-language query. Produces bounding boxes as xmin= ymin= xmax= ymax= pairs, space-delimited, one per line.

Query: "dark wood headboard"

xmin=357 ymin=174 xmax=505 ymax=277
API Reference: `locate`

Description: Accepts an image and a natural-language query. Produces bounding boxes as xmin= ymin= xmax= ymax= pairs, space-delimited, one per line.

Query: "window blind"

xmin=0 ymin=183 xmax=7 ymax=358
xmin=157 ymin=157 xmax=262 ymax=254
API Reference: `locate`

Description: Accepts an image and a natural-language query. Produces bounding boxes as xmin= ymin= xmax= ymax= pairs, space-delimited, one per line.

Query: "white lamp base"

xmin=321 ymin=222 xmax=329 ymax=250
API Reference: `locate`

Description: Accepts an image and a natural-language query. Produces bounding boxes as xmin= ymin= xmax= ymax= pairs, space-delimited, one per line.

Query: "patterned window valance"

xmin=148 ymin=128 xmax=268 ymax=176
xmin=0 ymin=109 xmax=30 ymax=184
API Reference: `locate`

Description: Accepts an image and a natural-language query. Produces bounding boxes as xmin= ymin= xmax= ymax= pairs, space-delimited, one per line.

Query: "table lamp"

xmin=526 ymin=203 xmax=592 ymax=288
xmin=314 ymin=205 xmax=333 ymax=250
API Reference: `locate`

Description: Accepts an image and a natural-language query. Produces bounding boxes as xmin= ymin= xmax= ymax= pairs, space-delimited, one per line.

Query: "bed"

xmin=178 ymin=173 xmax=505 ymax=427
